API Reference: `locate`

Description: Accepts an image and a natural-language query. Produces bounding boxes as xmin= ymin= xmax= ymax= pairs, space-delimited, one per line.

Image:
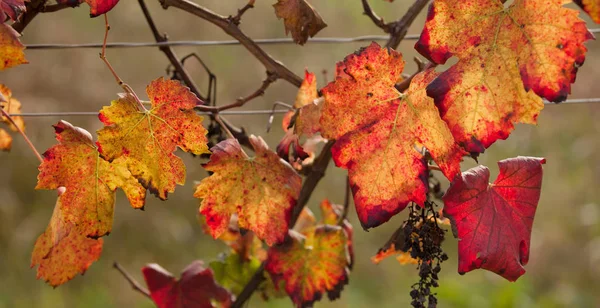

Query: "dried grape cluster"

xmin=405 ymin=202 xmax=447 ymax=308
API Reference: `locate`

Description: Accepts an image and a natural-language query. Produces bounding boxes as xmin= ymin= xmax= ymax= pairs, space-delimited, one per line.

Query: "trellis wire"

xmin=7 ymin=98 xmax=600 ymax=118
xmin=23 ymin=28 xmax=600 ymax=49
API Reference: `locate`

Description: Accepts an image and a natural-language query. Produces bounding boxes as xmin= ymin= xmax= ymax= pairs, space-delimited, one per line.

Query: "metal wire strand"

xmin=7 ymin=98 xmax=600 ymax=118
xmin=23 ymin=28 xmax=600 ymax=49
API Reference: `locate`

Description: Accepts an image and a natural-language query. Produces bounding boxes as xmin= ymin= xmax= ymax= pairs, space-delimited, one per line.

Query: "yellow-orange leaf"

xmin=321 ymin=43 xmax=464 ymax=229
xmin=295 ymin=70 xmax=318 ymax=108
xmin=195 ymin=136 xmax=302 ymax=246
xmin=0 ymin=128 xmax=12 ymax=151
xmin=0 ymin=23 xmax=27 ymax=70
xmin=416 ymin=0 xmax=592 ymax=154
xmin=33 ymin=121 xmax=145 ymax=286
xmin=0 ymin=84 xmax=24 ymax=132
xmin=266 ymin=226 xmax=351 ymax=307
xmin=273 ymin=0 xmax=327 ymax=45
xmin=97 ymin=78 xmax=209 ymax=200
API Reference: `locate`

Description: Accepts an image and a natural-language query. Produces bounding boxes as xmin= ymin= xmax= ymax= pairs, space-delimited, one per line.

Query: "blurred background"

xmin=0 ymin=0 xmax=599 ymax=307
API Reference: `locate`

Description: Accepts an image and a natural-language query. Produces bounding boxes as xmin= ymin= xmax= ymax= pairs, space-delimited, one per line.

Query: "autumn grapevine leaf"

xmin=142 ymin=260 xmax=233 ymax=308
xmin=273 ymin=0 xmax=327 ymax=45
xmin=265 ymin=200 xmax=353 ymax=307
xmin=415 ymin=0 xmax=593 ymax=154
xmin=56 ymin=0 xmax=121 ymax=17
xmin=0 ymin=0 xmax=26 ymax=21
xmin=195 ymin=136 xmax=302 ymax=246
xmin=97 ymin=77 xmax=210 ymax=200
xmin=320 ymin=42 xmax=464 ymax=229
xmin=32 ymin=121 xmax=146 ymax=286
xmin=0 ymin=23 xmax=27 ymax=70
xmin=443 ymin=156 xmax=546 ymax=281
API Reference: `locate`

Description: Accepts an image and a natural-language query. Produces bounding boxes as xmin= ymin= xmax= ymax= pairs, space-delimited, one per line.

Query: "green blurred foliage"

xmin=0 ymin=1 xmax=599 ymax=307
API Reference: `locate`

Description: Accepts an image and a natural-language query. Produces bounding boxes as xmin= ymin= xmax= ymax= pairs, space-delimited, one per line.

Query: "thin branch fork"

xmin=361 ymin=0 xmax=392 ymax=33
xmin=229 ymin=0 xmax=256 ymax=25
xmin=385 ymin=0 xmax=430 ymax=49
xmin=113 ymin=262 xmax=151 ymax=299
xmin=158 ymin=0 xmax=303 ymax=88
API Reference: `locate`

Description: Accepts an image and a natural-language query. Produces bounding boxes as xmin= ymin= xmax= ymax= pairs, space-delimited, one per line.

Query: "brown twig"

xmin=232 ymin=141 xmax=335 ymax=307
xmin=361 ymin=0 xmax=391 ymax=32
xmin=385 ymin=0 xmax=430 ymax=49
xmin=99 ymin=14 xmax=145 ymax=111
xmin=158 ymin=0 xmax=302 ymax=87
xmin=212 ymin=72 xmax=277 ymax=113
xmin=113 ymin=262 xmax=151 ymax=299
xmin=0 ymin=105 xmax=43 ymax=164
xmin=12 ymin=0 xmax=48 ymax=33
xmin=229 ymin=0 xmax=255 ymax=25
xmin=41 ymin=2 xmax=81 ymax=13
xmin=138 ymin=0 xmax=204 ymax=101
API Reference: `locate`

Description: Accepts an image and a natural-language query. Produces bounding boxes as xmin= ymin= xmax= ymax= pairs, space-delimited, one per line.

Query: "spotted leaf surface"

xmin=97 ymin=78 xmax=209 ymax=200
xmin=321 ymin=43 xmax=464 ymax=229
xmin=443 ymin=156 xmax=546 ymax=281
xmin=416 ymin=0 xmax=592 ymax=154
xmin=142 ymin=261 xmax=233 ymax=308
xmin=273 ymin=0 xmax=327 ymax=45
xmin=32 ymin=121 xmax=145 ymax=286
xmin=0 ymin=24 xmax=27 ymax=70
xmin=266 ymin=226 xmax=351 ymax=307
xmin=575 ymin=0 xmax=600 ymax=23
xmin=195 ymin=136 xmax=302 ymax=246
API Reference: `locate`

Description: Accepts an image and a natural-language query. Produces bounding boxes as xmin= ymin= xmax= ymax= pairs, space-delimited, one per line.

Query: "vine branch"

xmin=232 ymin=141 xmax=336 ymax=307
xmin=0 ymin=102 xmax=43 ymax=164
xmin=361 ymin=0 xmax=391 ymax=32
xmin=158 ymin=0 xmax=303 ymax=87
xmin=113 ymin=262 xmax=151 ymax=299
xmin=385 ymin=0 xmax=430 ymax=49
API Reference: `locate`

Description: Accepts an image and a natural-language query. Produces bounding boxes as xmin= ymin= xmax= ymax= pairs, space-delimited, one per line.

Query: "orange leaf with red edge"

xmin=97 ymin=78 xmax=209 ymax=200
xmin=443 ymin=156 xmax=546 ymax=281
xmin=0 ymin=24 xmax=27 ymax=70
xmin=195 ymin=136 xmax=302 ymax=246
xmin=142 ymin=260 xmax=233 ymax=308
xmin=266 ymin=227 xmax=351 ymax=307
xmin=265 ymin=199 xmax=353 ymax=307
xmin=273 ymin=0 xmax=327 ymax=45
xmin=321 ymin=43 xmax=464 ymax=229
xmin=415 ymin=0 xmax=592 ymax=154
xmin=32 ymin=121 xmax=145 ymax=286
xmin=574 ymin=0 xmax=600 ymax=23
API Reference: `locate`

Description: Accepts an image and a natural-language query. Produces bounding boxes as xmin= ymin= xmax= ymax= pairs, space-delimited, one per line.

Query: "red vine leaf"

xmin=58 ymin=0 xmax=120 ymax=17
xmin=0 ymin=24 xmax=27 ymax=70
xmin=321 ymin=43 xmax=464 ymax=229
xmin=32 ymin=121 xmax=145 ymax=286
xmin=97 ymin=78 xmax=209 ymax=200
xmin=574 ymin=0 xmax=600 ymax=23
xmin=273 ymin=0 xmax=327 ymax=45
xmin=415 ymin=0 xmax=592 ymax=154
xmin=195 ymin=136 xmax=302 ymax=246
xmin=142 ymin=260 xmax=233 ymax=308
xmin=0 ymin=0 xmax=26 ymax=21
xmin=443 ymin=156 xmax=546 ymax=281
xmin=266 ymin=227 xmax=351 ymax=307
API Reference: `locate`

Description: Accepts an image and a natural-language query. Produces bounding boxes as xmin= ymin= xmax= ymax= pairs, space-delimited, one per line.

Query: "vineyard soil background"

xmin=0 ymin=0 xmax=599 ymax=307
